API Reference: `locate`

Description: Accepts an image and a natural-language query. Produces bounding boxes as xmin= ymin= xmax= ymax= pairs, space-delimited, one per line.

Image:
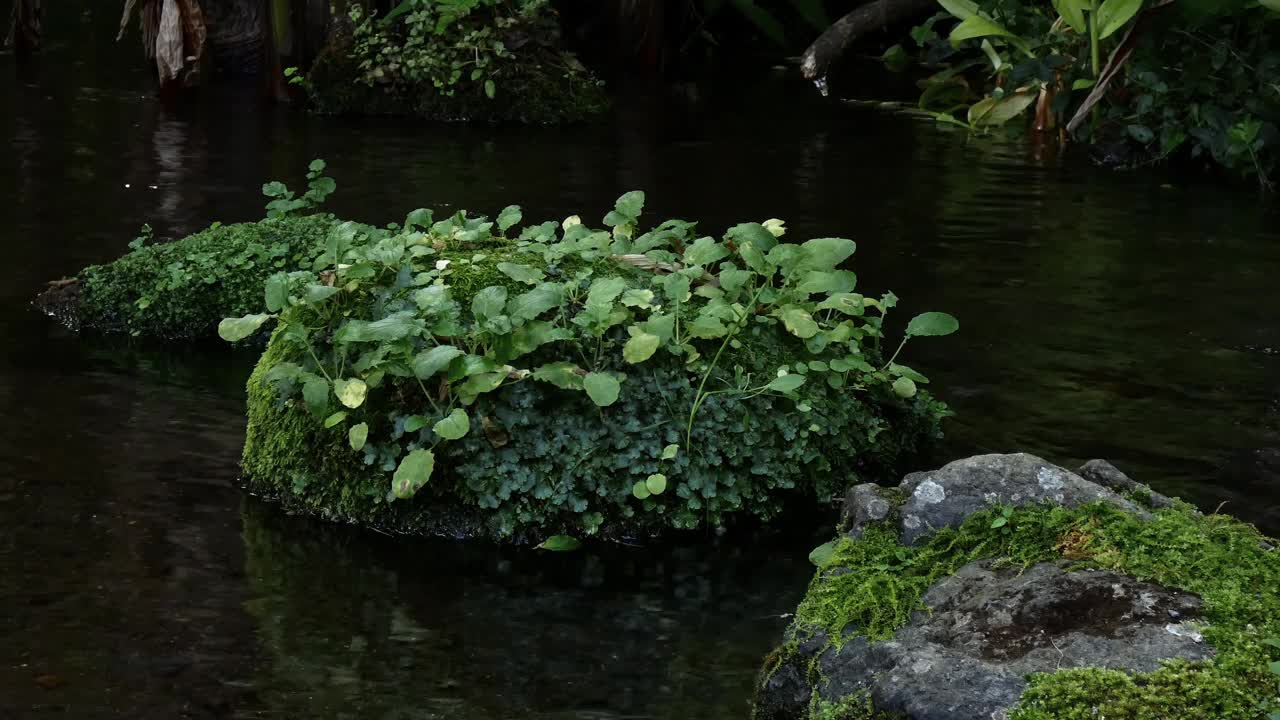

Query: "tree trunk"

xmin=799 ymin=0 xmax=936 ymax=81
xmin=5 ymin=0 xmax=43 ymax=55
xmin=202 ymin=0 xmax=266 ymax=75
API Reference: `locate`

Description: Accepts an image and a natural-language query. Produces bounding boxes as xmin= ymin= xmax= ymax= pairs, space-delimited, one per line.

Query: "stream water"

xmin=3 ymin=9 xmax=1280 ymax=720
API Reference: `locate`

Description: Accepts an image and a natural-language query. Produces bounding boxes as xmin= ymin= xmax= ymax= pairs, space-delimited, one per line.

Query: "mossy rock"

xmin=240 ymin=237 xmax=947 ymax=541
xmin=755 ymin=454 xmax=1280 ymax=720
xmin=61 ymin=215 xmax=335 ymax=339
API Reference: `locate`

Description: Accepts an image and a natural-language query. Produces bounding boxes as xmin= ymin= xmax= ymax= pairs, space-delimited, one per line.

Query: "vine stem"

xmin=1089 ymin=0 xmax=1101 ymax=78
xmin=685 ymin=282 xmax=769 ymax=449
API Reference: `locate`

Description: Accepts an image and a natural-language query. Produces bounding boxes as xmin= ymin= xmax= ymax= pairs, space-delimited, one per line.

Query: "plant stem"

xmin=1089 ymin=0 xmax=1101 ymax=78
xmin=881 ymin=335 xmax=910 ymax=372
xmin=685 ymin=282 xmax=768 ymax=449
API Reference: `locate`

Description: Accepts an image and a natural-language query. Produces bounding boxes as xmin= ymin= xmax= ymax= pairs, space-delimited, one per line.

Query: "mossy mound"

xmin=241 ymin=237 xmax=946 ymax=540
xmin=72 ymin=215 xmax=335 ymax=339
xmin=304 ymin=3 xmax=607 ymax=124
xmin=755 ymin=456 xmax=1280 ymax=720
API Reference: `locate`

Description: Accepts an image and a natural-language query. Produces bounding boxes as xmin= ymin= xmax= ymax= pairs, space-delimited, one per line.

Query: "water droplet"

xmin=814 ymin=76 xmax=829 ymax=97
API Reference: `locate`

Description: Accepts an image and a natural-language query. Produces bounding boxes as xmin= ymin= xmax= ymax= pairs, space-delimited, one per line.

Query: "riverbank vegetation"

xmin=883 ymin=0 xmax=1280 ymax=185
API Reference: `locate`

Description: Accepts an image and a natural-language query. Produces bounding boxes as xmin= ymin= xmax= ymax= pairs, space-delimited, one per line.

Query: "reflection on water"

xmin=2 ymin=8 xmax=1280 ymax=718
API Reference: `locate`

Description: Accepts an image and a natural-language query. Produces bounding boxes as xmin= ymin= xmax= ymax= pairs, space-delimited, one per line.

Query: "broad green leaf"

xmin=497 ymin=321 xmax=572 ymax=362
xmin=623 ymin=331 xmax=661 ymax=363
xmin=457 ymin=372 xmax=505 ymax=404
xmin=323 ymin=411 xmax=348 ymax=428
xmin=404 ymin=208 xmax=434 ymax=229
xmin=536 ymin=535 xmax=582 ymax=551
xmin=484 ymin=79 xmax=496 ymax=99
xmin=1072 ymin=78 xmax=1097 ymax=91
xmin=738 ymin=241 xmax=770 ymax=274
xmin=531 ymin=361 xmax=585 ymax=390
xmin=433 ymin=408 xmax=471 ymax=440
xmin=349 ymin=422 xmax=368 ymax=451
xmin=645 ymin=473 xmax=668 ymax=495
xmin=471 ymin=286 xmax=509 ymax=321
xmin=640 ymin=313 xmax=675 ymax=344
xmin=656 ymin=273 xmax=691 ymax=304
xmin=906 ymin=312 xmax=960 ymax=337
xmin=726 ymin=222 xmax=778 ymax=251
xmin=778 ymin=306 xmax=820 ymax=339
xmin=496 ymin=205 xmax=522 ymax=233
xmin=335 ymin=312 xmax=421 ymax=343
xmin=415 ymin=285 xmax=453 ymax=312
xmin=614 ymin=191 xmax=645 ymax=221
xmin=1096 ymin=0 xmax=1143 ymax=39
xmin=587 ymin=277 xmax=629 ymax=308
xmin=949 ymin=15 xmax=1033 ymax=56
xmin=509 ymin=283 xmax=564 ymax=320
xmin=719 ymin=268 xmax=752 ymax=294
xmin=621 ymin=288 xmax=655 ymax=308
xmin=1052 ymin=0 xmax=1087 ymax=32
xmin=893 ymin=377 xmax=918 ymax=398
xmin=265 ymin=273 xmax=289 ymax=312
xmin=808 ymin=541 xmax=837 ymax=567
xmin=404 ymin=415 xmax=429 ymax=433
xmin=688 ymin=313 xmax=729 ymax=339
xmin=391 ymin=448 xmax=435 ymax=499
xmin=661 ymin=443 xmax=680 ymax=460
xmin=632 ymin=481 xmax=651 ymax=500
xmin=583 ymin=372 xmax=621 ymax=407
xmin=798 ymin=237 xmax=857 ymax=271
xmin=304 ymin=284 xmax=340 ymax=303
xmin=413 ymin=345 xmax=464 ymax=380
xmin=796 ymin=270 xmax=857 ymax=295
xmin=817 ymin=293 xmax=865 ymax=316
xmin=334 ymin=378 xmax=368 ymax=409
xmin=683 ymin=236 xmax=730 ymax=267
xmin=218 ymin=314 xmax=273 ymax=342
xmin=767 ymin=374 xmax=807 ymax=393
xmin=497 ymin=262 xmax=543 ymax=285
xmin=936 ymin=0 xmax=979 ymax=19
xmin=968 ymin=90 xmax=1037 ymax=127
xmin=302 ymin=374 xmax=329 ymax=415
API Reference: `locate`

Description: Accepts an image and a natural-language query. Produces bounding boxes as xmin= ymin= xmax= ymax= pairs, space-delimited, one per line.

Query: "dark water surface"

xmin=4 ymin=10 xmax=1280 ymax=719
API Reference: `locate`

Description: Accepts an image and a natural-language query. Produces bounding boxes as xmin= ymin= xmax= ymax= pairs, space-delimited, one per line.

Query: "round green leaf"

xmin=391 ymin=448 xmax=435 ymax=499
xmin=218 ymin=313 xmax=273 ymax=342
xmin=349 ymin=422 xmax=369 ymax=451
xmin=905 ymin=312 xmax=959 ymax=337
xmin=302 ymin=375 xmax=330 ymax=415
xmin=334 ymin=378 xmax=368 ymax=409
xmin=645 ymin=473 xmax=668 ymax=495
xmin=893 ymin=377 xmax=918 ymax=398
xmin=778 ymin=306 xmax=819 ymax=339
xmin=433 ymin=408 xmax=471 ymax=441
xmin=404 ymin=415 xmax=429 ymax=433
xmin=632 ymin=481 xmax=651 ymax=500
xmin=623 ymin=332 xmax=661 ymax=364
xmin=809 ymin=541 xmax=837 ymax=567
xmin=583 ymin=372 xmax=622 ymax=407
xmin=661 ymin=443 xmax=680 ymax=460
xmin=413 ymin=345 xmax=464 ymax=380
xmin=767 ymin=374 xmax=807 ymax=393
xmin=536 ymin=535 xmax=581 ymax=552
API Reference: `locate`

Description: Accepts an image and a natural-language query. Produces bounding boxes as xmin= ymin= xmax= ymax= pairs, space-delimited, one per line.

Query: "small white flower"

xmin=435 ymin=259 xmax=451 ymax=270
xmin=762 ymin=218 xmax=786 ymax=238
xmin=562 ymin=215 xmax=582 ymax=230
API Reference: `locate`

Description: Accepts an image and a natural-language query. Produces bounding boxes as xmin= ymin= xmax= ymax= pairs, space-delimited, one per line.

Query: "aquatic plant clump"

xmin=302 ymin=0 xmax=607 ymax=123
xmin=227 ymin=192 xmax=957 ymax=539
xmin=768 ymin=502 xmax=1280 ymax=720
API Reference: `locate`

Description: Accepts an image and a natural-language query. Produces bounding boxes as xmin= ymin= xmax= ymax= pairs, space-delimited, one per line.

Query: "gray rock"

xmin=1078 ymin=459 xmax=1179 ymax=510
xmin=840 ymin=484 xmax=895 ymax=538
xmin=813 ymin=560 xmax=1212 ymax=720
xmin=864 ymin=453 xmax=1147 ymax=546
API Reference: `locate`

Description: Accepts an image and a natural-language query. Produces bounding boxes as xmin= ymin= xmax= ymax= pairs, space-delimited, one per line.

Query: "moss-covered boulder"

xmin=231 ymin=195 xmax=957 ymax=540
xmin=755 ymin=454 xmax=1280 ymax=720
xmin=304 ymin=1 xmax=606 ymax=123
xmin=37 ymin=215 xmax=335 ymax=339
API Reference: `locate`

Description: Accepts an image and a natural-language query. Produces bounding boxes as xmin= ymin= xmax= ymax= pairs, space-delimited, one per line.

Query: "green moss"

xmin=809 ymin=693 xmax=905 ymax=720
xmin=784 ymin=503 xmax=1280 ymax=719
xmin=78 ymin=215 xmax=334 ymax=338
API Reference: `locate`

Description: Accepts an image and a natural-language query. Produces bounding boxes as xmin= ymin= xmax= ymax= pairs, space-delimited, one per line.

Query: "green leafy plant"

xmin=227 ymin=168 xmax=957 ymax=537
xmin=263 ymin=159 xmax=336 ymax=219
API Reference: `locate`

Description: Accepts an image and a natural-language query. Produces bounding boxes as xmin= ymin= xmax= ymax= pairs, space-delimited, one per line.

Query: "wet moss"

xmin=76 ymin=215 xmax=334 ymax=339
xmin=771 ymin=502 xmax=1280 ymax=719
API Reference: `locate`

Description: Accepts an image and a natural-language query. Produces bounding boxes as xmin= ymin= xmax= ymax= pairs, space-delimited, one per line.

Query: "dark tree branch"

xmin=800 ymin=0 xmax=936 ymax=80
